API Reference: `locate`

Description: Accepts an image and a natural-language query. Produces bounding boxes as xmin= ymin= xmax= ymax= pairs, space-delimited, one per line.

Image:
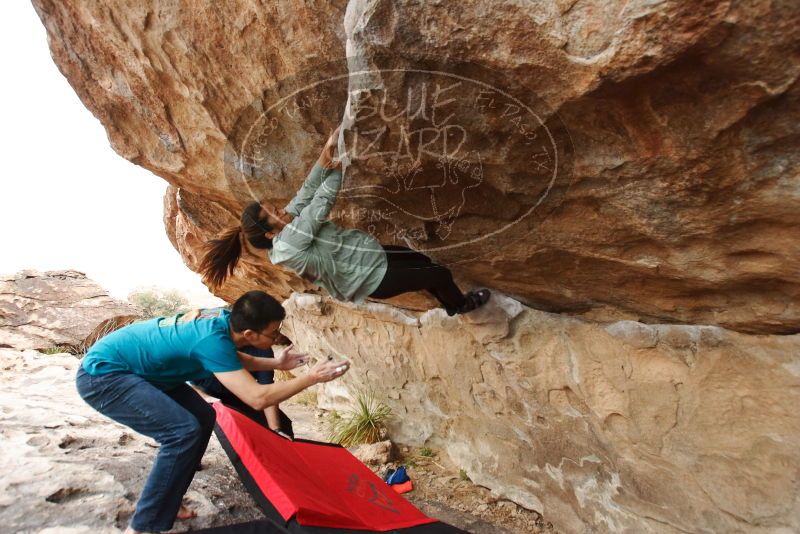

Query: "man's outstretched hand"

xmin=274 ymin=343 xmax=309 ymax=371
xmin=309 ymin=358 xmax=350 ymax=384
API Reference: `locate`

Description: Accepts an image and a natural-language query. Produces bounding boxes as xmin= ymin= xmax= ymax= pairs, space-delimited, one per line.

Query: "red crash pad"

xmin=213 ymin=403 xmax=437 ymax=531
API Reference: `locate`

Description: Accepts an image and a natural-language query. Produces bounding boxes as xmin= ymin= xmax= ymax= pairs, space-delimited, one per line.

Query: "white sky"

xmin=0 ymin=4 xmax=223 ymax=306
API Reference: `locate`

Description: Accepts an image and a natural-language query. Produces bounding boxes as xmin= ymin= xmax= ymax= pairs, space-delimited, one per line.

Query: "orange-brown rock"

xmin=32 ymin=0 xmax=800 ymax=333
xmin=30 ymin=2 xmax=800 ymax=533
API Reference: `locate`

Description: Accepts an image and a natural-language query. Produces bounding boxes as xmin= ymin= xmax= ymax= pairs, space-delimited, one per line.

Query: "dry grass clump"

xmin=77 ymin=314 xmax=141 ymax=356
xmin=40 ymin=345 xmax=74 ymax=355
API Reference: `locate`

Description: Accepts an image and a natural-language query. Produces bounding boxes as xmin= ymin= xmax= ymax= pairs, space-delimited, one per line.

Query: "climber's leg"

xmin=382 ymin=245 xmax=435 ymax=264
xmin=371 ymin=246 xmax=468 ymax=314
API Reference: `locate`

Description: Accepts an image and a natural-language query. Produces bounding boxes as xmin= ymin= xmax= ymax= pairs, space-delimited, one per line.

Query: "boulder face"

xmin=30 ymin=2 xmax=800 ymax=533
xmin=338 ymin=0 xmax=800 ymax=334
xmin=284 ymin=293 xmax=800 ymax=533
xmin=0 ymin=270 xmax=138 ymax=351
xmin=32 ymin=0 xmax=800 ymax=333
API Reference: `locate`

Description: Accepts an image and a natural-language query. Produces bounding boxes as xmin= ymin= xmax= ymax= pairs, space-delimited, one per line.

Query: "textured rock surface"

xmin=350 ymin=440 xmax=395 ymax=466
xmin=30 ymin=1 xmax=800 ymax=533
xmin=0 ymin=270 xmax=138 ymax=351
xmin=0 ymin=349 xmax=264 ymax=533
xmin=339 ymin=0 xmax=800 ymax=335
xmin=284 ymin=293 xmax=800 ymax=533
xmin=32 ymin=0 xmax=800 ymax=333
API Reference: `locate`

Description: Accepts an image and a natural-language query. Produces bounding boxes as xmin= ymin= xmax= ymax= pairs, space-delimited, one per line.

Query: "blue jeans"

xmin=76 ymin=366 xmax=216 ymax=532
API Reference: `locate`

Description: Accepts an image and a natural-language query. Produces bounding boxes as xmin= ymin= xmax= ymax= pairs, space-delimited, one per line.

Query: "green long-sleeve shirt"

xmin=268 ymin=163 xmax=388 ymax=303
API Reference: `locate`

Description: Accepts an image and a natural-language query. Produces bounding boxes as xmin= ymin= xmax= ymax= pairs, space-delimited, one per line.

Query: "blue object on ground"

xmin=386 ymin=466 xmax=410 ymax=485
xmin=382 ymin=468 xmax=396 ymax=482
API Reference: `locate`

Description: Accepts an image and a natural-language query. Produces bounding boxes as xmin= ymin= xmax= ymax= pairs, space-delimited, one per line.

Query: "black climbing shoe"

xmin=457 ymin=289 xmax=491 ymax=314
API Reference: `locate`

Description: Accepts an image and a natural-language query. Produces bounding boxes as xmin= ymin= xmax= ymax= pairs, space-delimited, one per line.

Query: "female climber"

xmin=199 ymin=128 xmax=490 ymax=315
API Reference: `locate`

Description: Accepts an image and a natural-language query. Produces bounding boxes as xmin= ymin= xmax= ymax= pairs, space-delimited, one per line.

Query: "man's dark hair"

xmin=230 ymin=291 xmax=286 ymax=332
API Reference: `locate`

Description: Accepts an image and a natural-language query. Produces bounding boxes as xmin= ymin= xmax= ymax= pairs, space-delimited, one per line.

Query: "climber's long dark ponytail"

xmin=200 ymin=226 xmax=243 ymax=289
xmin=199 ymin=201 xmax=274 ymax=289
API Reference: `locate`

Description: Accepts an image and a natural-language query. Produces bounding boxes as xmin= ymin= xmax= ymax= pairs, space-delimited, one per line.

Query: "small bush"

xmin=128 ymin=288 xmax=189 ymax=318
xmin=327 ymin=391 xmax=392 ymax=447
xmin=40 ymin=345 xmax=73 ymax=355
xmin=459 ymin=468 xmax=470 ymax=482
xmin=419 ymin=446 xmax=434 ymax=457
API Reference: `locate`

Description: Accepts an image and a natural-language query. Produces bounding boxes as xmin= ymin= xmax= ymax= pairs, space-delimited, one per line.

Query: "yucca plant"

xmin=327 ymin=390 xmax=392 ymax=447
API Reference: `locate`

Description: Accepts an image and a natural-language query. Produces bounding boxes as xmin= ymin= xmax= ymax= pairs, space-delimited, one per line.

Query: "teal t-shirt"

xmin=82 ymin=308 xmax=242 ymax=386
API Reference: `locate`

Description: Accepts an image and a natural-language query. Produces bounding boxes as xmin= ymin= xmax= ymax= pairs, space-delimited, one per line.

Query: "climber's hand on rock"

xmin=319 ymin=126 xmax=341 ymax=169
xmin=309 ymin=358 xmax=350 ymax=384
xmin=274 ymin=344 xmax=309 ymax=371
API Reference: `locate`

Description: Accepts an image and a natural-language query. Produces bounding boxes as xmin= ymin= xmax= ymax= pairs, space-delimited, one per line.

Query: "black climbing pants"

xmin=194 ymin=378 xmax=294 ymax=438
xmin=369 ymin=245 xmax=467 ymax=311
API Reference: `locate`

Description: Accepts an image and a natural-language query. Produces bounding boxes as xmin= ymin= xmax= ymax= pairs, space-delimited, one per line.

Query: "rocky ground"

xmin=0 ymin=349 xmax=264 ymax=533
xmin=27 ymin=1 xmax=800 ymax=531
xmin=0 ymin=349 xmax=551 ymax=533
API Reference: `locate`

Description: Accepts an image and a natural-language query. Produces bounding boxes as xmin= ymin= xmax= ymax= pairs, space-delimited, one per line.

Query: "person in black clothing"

xmin=192 ymin=343 xmax=294 ymax=438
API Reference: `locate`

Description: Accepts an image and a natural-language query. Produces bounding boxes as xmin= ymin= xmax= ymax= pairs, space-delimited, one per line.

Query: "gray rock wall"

xmin=284 ymin=293 xmax=800 ymax=533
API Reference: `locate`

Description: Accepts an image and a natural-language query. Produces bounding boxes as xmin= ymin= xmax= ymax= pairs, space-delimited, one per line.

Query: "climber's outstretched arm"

xmin=278 ymin=167 xmax=342 ymax=250
xmin=283 ymin=128 xmax=341 ymax=217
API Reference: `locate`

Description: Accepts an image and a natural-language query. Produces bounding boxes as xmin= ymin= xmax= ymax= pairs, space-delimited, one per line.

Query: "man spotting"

xmin=76 ymin=290 xmax=350 ymax=534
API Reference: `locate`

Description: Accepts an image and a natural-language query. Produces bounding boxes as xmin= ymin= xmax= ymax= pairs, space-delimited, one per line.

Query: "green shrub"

xmin=327 ymin=391 xmax=392 ymax=447
xmin=459 ymin=468 xmax=470 ymax=482
xmin=40 ymin=345 xmax=73 ymax=355
xmin=419 ymin=446 xmax=434 ymax=457
xmin=128 ymin=288 xmax=189 ymax=318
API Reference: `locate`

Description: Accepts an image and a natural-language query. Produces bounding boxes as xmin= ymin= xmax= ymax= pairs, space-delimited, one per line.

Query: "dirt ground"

xmin=280 ymin=399 xmax=557 ymax=534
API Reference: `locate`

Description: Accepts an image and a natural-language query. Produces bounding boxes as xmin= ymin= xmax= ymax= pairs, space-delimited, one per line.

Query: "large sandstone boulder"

xmin=284 ymin=292 xmax=800 ymax=533
xmin=29 ymin=2 xmax=800 ymax=533
xmin=0 ymin=270 xmax=138 ymax=351
xmin=31 ymin=0 xmax=800 ymax=333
